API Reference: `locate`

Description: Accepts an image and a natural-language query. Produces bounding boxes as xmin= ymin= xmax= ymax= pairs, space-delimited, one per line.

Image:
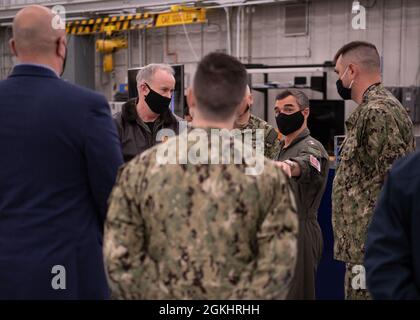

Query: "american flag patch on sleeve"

xmin=310 ymin=155 xmax=321 ymax=173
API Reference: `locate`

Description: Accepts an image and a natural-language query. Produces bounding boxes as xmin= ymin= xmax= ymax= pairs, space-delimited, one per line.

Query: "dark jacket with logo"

xmin=114 ymin=98 xmax=180 ymax=162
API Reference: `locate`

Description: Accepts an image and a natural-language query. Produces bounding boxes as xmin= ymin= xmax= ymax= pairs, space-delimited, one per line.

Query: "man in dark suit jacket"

xmin=0 ymin=5 xmax=123 ymax=299
xmin=365 ymin=151 xmax=420 ymax=299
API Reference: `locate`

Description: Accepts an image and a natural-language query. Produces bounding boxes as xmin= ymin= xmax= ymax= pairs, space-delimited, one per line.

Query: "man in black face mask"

xmin=274 ymin=89 xmax=329 ymax=300
xmin=331 ymin=41 xmax=415 ymax=300
xmin=114 ymin=63 xmax=180 ymax=162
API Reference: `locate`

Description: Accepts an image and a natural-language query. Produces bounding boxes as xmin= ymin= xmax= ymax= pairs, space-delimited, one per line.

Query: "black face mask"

xmin=336 ymin=79 xmax=352 ymax=100
xmin=144 ymin=83 xmax=172 ymax=114
xmin=275 ymin=110 xmax=305 ymax=136
xmin=336 ymin=66 xmax=353 ymax=100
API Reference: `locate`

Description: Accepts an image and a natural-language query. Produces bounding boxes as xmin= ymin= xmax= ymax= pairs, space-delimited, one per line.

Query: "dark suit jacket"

xmin=0 ymin=65 xmax=123 ymax=299
xmin=365 ymin=151 xmax=420 ymax=299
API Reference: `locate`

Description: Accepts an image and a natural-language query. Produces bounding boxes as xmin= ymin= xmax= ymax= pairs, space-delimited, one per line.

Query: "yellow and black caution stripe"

xmin=66 ymin=13 xmax=154 ymax=35
xmin=66 ymin=8 xmax=207 ymax=35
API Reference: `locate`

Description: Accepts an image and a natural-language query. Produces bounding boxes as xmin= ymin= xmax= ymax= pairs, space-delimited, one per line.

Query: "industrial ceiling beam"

xmin=0 ymin=0 xmax=196 ymax=23
xmin=0 ymin=0 xmax=296 ymax=23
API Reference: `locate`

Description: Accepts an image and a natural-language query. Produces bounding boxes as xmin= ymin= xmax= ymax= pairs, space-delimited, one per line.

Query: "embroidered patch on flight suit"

xmin=310 ymin=155 xmax=321 ymax=173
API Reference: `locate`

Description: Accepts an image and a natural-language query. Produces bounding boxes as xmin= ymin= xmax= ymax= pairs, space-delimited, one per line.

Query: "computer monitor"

xmin=127 ymin=64 xmax=185 ymax=118
xmin=307 ymin=100 xmax=345 ymax=156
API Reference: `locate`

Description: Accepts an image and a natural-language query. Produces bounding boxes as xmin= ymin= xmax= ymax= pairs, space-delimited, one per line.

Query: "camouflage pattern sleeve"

xmin=264 ymin=127 xmax=281 ymax=160
xmin=234 ymin=165 xmax=299 ymax=299
xmin=103 ymin=153 xmax=152 ymax=299
xmin=246 ymin=114 xmax=280 ymax=160
xmin=359 ymin=106 xmax=413 ymax=179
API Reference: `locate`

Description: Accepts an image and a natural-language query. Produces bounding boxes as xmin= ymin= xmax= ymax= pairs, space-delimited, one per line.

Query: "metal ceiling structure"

xmin=0 ymin=0 xmax=299 ymax=23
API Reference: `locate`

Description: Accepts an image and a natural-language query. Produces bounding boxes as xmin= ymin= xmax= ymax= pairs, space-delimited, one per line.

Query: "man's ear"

xmin=9 ymin=39 xmax=18 ymax=57
xmin=302 ymin=107 xmax=310 ymax=119
xmin=348 ymin=63 xmax=358 ymax=78
xmin=236 ymin=95 xmax=247 ymax=116
xmin=237 ymin=96 xmax=250 ymax=116
xmin=55 ymin=36 xmax=67 ymax=61
xmin=138 ymin=82 xmax=149 ymax=97
xmin=186 ymin=87 xmax=196 ymax=116
xmin=248 ymin=93 xmax=254 ymax=107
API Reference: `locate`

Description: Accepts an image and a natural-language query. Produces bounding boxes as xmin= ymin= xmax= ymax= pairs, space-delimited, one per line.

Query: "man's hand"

xmin=275 ymin=161 xmax=292 ymax=178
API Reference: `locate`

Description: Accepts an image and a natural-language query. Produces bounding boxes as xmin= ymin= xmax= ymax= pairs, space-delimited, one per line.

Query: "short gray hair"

xmin=136 ymin=63 xmax=175 ymax=87
xmin=276 ymin=89 xmax=309 ymax=110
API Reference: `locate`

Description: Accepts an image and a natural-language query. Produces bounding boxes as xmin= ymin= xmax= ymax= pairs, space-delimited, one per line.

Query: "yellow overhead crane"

xmin=66 ymin=6 xmax=207 ymax=35
xmin=96 ymin=26 xmax=128 ymax=73
xmin=155 ymin=5 xmax=207 ymax=27
xmin=66 ymin=6 xmax=207 ymax=72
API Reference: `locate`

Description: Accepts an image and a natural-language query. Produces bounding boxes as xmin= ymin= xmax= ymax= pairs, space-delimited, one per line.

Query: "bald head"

xmin=12 ymin=5 xmax=65 ymax=58
xmin=10 ymin=5 xmax=67 ymax=75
